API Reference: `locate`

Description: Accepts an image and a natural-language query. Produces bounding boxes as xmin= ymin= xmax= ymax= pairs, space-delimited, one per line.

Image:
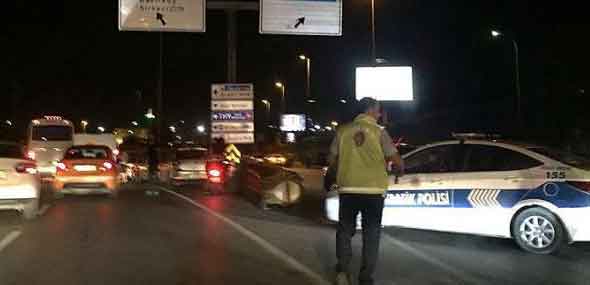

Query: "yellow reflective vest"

xmin=336 ymin=114 xmax=389 ymax=195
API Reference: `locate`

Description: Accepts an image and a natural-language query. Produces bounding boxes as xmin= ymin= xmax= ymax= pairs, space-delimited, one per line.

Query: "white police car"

xmin=325 ymin=138 xmax=590 ymax=254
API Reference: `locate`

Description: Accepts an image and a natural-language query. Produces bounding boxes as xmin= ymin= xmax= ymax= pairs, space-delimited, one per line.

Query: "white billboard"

xmin=260 ymin=0 xmax=343 ymax=36
xmin=355 ymin=66 xmax=414 ymax=101
xmin=280 ymin=114 xmax=306 ymax=132
xmin=119 ymin=0 xmax=206 ymax=32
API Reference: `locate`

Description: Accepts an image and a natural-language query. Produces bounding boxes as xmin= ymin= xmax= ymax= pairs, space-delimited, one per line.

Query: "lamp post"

xmin=81 ymin=120 xmax=88 ymax=133
xmin=298 ymin=54 xmax=311 ymax=99
xmin=491 ymin=29 xmax=522 ymax=129
xmin=275 ymin=82 xmax=286 ymax=114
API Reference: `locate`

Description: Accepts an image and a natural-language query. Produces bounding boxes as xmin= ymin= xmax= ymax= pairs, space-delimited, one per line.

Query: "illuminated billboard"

xmin=355 ymin=66 xmax=413 ymax=101
xmin=280 ymin=114 xmax=306 ymax=132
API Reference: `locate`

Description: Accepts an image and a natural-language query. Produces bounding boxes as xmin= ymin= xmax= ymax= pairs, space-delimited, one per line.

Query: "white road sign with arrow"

xmin=119 ymin=0 xmax=206 ymax=32
xmin=260 ymin=0 xmax=342 ymax=36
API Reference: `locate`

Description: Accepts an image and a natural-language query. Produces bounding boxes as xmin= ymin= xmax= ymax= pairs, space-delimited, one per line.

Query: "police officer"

xmin=329 ymin=97 xmax=403 ymax=285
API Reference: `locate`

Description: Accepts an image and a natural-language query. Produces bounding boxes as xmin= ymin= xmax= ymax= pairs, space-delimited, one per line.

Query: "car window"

xmin=404 ymin=144 xmax=464 ymax=174
xmin=65 ymin=147 xmax=111 ymax=160
xmin=176 ymin=149 xmax=208 ymax=160
xmin=464 ymin=145 xmax=542 ymax=172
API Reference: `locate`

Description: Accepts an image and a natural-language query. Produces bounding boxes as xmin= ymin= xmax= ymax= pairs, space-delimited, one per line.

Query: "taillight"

xmin=15 ymin=162 xmax=37 ymax=174
xmin=56 ymin=162 xmax=67 ymax=171
xmin=568 ymin=181 xmax=590 ymax=192
xmin=27 ymin=150 xmax=36 ymax=160
xmin=103 ymin=162 xmax=113 ymax=170
xmin=206 ymin=161 xmax=224 ymax=184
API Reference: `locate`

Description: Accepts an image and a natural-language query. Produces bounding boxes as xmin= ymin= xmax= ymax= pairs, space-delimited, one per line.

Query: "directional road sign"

xmin=211 ymin=101 xmax=254 ymax=111
xmin=212 ymin=122 xmax=255 ymax=133
xmin=211 ymin=133 xmax=255 ymax=144
xmin=119 ymin=0 xmax=206 ymax=32
xmin=212 ymin=84 xmax=254 ymax=100
xmin=260 ymin=0 xmax=343 ymax=36
xmin=211 ymin=83 xmax=255 ymax=144
xmin=211 ymin=111 xmax=254 ymax=121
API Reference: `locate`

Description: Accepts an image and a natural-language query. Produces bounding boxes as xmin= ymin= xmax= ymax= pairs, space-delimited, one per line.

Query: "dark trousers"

xmin=336 ymin=194 xmax=384 ymax=285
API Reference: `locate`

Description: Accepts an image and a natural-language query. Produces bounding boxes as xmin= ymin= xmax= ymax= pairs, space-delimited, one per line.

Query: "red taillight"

xmin=56 ymin=162 xmax=67 ymax=171
xmin=568 ymin=181 xmax=590 ymax=192
xmin=15 ymin=162 xmax=37 ymax=174
xmin=206 ymin=161 xmax=224 ymax=184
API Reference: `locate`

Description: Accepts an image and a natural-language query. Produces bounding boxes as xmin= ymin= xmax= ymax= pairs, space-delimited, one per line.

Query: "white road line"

xmin=0 ymin=230 xmax=22 ymax=253
xmin=38 ymin=204 xmax=51 ymax=216
xmin=154 ymin=185 xmax=331 ymax=285
xmin=382 ymin=234 xmax=480 ymax=284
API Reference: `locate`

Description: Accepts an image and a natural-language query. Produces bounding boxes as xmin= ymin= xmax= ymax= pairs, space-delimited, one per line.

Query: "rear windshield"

xmin=0 ymin=144 xmax=24 ymax=159
xmin=176 ymin=149 xmax=207 ymax=160
xmin=65 ymin=147 xmax=111 ymax=160
xmin=528 ymin=147 xmax=590 ymax=168
xmin=32 ymin=126 xmax=73 ymax=141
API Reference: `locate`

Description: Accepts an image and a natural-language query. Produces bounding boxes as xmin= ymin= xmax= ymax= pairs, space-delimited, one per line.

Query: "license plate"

xmin=0 ymin=171 xmax=6 ymax=179
xmin=74 ymin=165 xmax=97 ymax=172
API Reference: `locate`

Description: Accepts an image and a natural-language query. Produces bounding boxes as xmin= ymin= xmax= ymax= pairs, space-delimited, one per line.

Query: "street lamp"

xmin=340 ymin=99 xmax=347 ymax=104
xmin=491 ymin=29 xmax=522 ymax=129
xmin=131 ymin=121 xmax=139 ymax=127
xmin=275 ymin=81 xmax=286 ymax=113
xmin=145 ymin=108 xmax=156 ymax=119
xmin=81 ymin=120 xmax=88 ymax=133
xmin=196 ymin=125 xmax=206 ymax=134
xmin=97 ymin=126 xmax=105 ymax=133
xmin=298 ymin=54 xmax=312 ymax=99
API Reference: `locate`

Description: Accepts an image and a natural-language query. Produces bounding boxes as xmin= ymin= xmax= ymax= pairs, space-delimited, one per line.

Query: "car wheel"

xmin=23 ymin=198 xmax=39 ymax=220
xmin=512 ymin=207 xmax=565 ymax=254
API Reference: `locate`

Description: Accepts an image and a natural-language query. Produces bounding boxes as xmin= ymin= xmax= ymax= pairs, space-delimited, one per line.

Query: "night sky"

xmin=2 ymin=1 xmax=589 ymax=144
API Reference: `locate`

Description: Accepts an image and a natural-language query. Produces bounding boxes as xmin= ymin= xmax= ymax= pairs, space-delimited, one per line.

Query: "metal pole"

xmin=370 ymin=0 xmax=376 ymax=64
xmin=156 ymin=32 xmax=164 ymax=144
xmin=306 ymin=58 xmax=311 ymax=98
xmin=227 ymin=10 xmax=237 ymax=82
xmin=513 ymin=39 xmax=522 ymax=129
xmin=281 ymin=85 xmax=286 ymax=114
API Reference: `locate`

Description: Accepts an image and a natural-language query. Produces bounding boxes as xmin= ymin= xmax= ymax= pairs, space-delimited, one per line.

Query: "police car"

xmin=325 ymin=136 xmax=590 ymax=254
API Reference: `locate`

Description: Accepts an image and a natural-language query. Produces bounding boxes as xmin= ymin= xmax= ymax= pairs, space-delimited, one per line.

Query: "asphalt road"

xmin=1 ymin=171 xmax=590 ymax=285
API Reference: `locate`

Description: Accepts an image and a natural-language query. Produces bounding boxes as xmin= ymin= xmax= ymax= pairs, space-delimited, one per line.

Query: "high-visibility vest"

xmin=336 ymin=114 xmax=388 ymax=195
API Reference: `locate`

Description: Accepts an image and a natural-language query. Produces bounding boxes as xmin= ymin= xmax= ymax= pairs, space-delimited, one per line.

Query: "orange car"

xmin=53 ymin=145 xmax=120 ymax=198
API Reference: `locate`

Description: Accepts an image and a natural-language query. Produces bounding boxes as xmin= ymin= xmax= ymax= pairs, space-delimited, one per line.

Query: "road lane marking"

xmin=154 ymin=185 xmax=331 ymax=285
xmin=0 ymin=230 xmax=22 ymax=253
xmin=38 ymin=204 xmax=51 ymax=216
xmin=382 ymin=233 xmax=480 ymax=284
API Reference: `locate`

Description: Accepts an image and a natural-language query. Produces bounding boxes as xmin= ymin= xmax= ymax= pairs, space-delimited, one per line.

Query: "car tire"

xmin=22 ymin=198 xmax=39 ymax=220
xmin=109 ymin=189 xmax=119 ymax=199
xmin=512 ymin=207 xmax=565 ymax=254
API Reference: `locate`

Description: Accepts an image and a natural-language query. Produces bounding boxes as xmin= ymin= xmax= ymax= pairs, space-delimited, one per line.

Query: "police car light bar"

xmin=451 ymin=132 xmax=502 ymax=140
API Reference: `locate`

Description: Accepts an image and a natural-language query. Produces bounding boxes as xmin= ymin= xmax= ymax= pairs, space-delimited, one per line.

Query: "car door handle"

xmin=504 ymin=176 xmax=523 ymax=181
